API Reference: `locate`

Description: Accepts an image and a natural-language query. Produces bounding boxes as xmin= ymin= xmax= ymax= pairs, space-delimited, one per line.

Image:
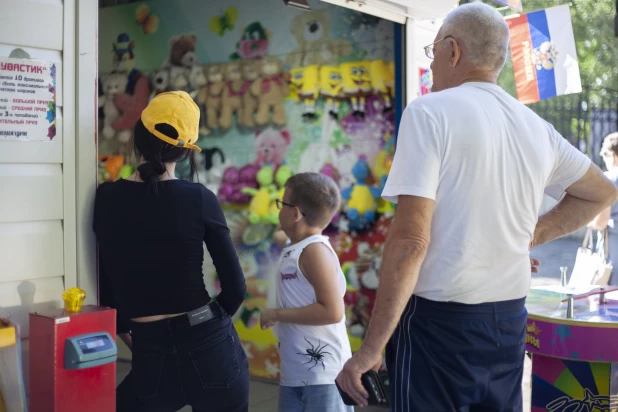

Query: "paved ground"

xmin=116 ymin=237 xmax=582 ymax=411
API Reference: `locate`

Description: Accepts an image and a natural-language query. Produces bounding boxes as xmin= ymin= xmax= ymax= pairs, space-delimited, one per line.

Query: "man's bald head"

xmin=441 ymin=2 xmax=510 ymax=73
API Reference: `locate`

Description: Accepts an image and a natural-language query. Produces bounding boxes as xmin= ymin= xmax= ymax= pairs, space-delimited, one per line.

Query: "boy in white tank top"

xmin=260 ymin=173 xmax=353 ymax=412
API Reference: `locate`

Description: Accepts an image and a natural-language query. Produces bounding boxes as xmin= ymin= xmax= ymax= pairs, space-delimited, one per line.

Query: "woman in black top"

xmin=94 ymin=91 xmax=248 ymax=412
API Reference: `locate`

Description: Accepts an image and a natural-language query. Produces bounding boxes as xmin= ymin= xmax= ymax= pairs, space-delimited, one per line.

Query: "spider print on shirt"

xmin=296 ymin=337 xmax=333 ymax=371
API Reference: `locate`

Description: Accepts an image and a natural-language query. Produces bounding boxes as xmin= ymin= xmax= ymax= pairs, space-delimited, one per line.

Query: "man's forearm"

xmin=534 ymin=194 xmax=610 ymax=247
xmin=360 ymin=242 xmax=427 ymax=355
xmin=274 ymin=303 xmax=341 ymax=326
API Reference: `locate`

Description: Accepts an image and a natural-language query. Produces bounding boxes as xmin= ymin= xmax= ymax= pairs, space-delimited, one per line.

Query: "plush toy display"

xmin=250 ymin=56 xmax=288 ymax=126
xmin=239 ymin=61 xmax=260 ymax=128
xmin=319 ymin=66 xmax=344 ymax=120
xmin=254 ymin=128 xmax=291 ymax=167
xmin=229 ymin=21 xmax=271 ymax=60
xmin=320 ymin=163 xmax=342 ymax=224
xmin=268 ymin=164 xmax=294 ymax=225
xmin=98 ymin=155 xmax=133 ymax=183
xmin=237 ymin=164 xmax=260 ymax=204
xmin=169 ymin=66 xmax=190 ymax=92
xmin=370 ymin=60 xmax=393 ymax=112
xmin=204 ymin=64 xmax=225 ymax=130
xmin=242 ymin=165 xmax=277 ymax=224
xmin=220 ymin=61 xmax=247 ymax=130
xmin=99 ymin=72 xmax=128 ymax=140
xmin=187 ymin=65 xmax=207 ymax=100
xmin=197 ymin=147 xmax=229 ymax=194
xmin=341 ymin=61 xmax=372 ymax=118
xmin=388 ymin=61 xmax=395 ymax=100
xmin=342 ymin=157 xmax=381 ymax=231
xmin=161 ymin=33 xmax=199 ymax=68
xmin=149 ymin=70 xmax=169 ymax=101
xmin=218 ymin=166 xmax=240 ymax=203
xmin=291 ymin=65 xmax=320 ymax=120
xmin=286 ymin=9 xmax=352 ymax=67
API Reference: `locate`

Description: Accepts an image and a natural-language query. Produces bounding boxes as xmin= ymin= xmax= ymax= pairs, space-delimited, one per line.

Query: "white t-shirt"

xmin=276 ymin=234 xmax=352 ymax=387
xmin=382 ymin=82 xmax=591 ymax=304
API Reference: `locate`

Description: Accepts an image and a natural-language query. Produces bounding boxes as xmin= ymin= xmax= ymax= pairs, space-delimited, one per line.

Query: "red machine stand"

xmin=29 ymin=305 xmax=117 ymax=412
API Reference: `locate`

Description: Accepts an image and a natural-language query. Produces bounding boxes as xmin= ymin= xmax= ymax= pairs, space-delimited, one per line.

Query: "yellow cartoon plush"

xmin=286 ymin=9 xmax=352 ymax=67
xmin=239 ymin=61 xmax=260 ymax=127
xmin=290 ymin=65 xmax=320 ymax=120
xmin=370 ymin=60 xmax=394 ymax=112
xmin=341 ymin=61 xmax=372 ymax=118
xmin=220 ymin=61 xmax=245 ymax=130
xmin=319 ymin=65 xmax=344 ymax=120
xmin=388 ymin=60 xmax=395 ymax=99
xmin=250 ymin=57 xmax=289 ymax=126
xmin=242 ymin=164 xmax=277 ymax=224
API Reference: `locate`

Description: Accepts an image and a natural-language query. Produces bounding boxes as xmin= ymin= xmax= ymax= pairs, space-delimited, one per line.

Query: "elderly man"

xmin=336 ymin=3 xmax=618 ymax=411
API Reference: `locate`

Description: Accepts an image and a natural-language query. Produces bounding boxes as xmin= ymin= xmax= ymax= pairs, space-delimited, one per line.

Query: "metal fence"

xmin=528 ymin=88 xmax=618 ymax=166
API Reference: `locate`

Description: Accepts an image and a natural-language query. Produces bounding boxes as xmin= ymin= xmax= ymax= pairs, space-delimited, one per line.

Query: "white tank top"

xmin=276 ymin=234 xmax=352 ymax=387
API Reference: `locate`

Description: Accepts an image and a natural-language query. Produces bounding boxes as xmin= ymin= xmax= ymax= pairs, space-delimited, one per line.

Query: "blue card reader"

xmin=64 ymin=332 xmax=117 ymax=370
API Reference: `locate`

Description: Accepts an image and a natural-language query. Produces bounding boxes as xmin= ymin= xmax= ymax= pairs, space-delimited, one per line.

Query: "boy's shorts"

xmin=278 ymin=384 xmax=353 ymax=412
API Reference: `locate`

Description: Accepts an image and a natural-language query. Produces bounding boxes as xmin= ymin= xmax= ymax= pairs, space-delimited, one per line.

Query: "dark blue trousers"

xmin=386 ymin=295 xmax=527 ymax=412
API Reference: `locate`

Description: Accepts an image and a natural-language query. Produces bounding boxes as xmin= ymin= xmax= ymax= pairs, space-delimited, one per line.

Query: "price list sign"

xmin=0 ymin=58 xmax=57 ymax=141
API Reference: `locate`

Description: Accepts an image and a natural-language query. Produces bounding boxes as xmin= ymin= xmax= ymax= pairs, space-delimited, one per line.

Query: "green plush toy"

xmin=268 ymin=164 xmax=294 ymax=225
xmin=242 ymin=165 xmax=277 ymax=224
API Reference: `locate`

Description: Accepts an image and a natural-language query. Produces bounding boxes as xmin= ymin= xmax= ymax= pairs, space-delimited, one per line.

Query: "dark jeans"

xmin=386 ymin=295 xmax=527 ymax=412
xmin=117 ymin=303 xmax=249 ymax=412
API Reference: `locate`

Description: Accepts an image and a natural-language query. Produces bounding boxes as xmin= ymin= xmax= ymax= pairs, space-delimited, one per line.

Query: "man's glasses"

xmin=276 ymin=199 xmax=306 ymax=217
xmin=423 ymin=35 xmax=454 ymax=59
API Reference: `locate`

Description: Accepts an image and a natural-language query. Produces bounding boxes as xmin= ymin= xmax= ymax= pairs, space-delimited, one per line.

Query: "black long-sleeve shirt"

xmin=93 ymin=179 xmax=246 ymax=333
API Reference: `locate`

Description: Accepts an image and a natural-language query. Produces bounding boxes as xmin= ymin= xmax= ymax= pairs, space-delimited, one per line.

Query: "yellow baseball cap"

xmin=141 ymin=91 xmax=202 ymax=152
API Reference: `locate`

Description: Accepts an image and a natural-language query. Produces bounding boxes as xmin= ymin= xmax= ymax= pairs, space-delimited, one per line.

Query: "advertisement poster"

xmin=0 ymin=58 xmax=57 ymax=141
xmin=99 ymin=0 xmax=397 ymax=380
xmin=419 ymin=67 xmax=432 ymax=95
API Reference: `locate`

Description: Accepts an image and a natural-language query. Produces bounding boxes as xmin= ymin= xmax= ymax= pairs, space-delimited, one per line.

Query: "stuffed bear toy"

xmin=286 ymin=9 xmax=352 ymax=67
xmin=219 ymin=61 xmax=246 ymax=130
xmin=254 ymin=128 xmax=291 ymax=166
xmin=149 ymin=69 xmax=169 ymax=102
xmin=99 ymin=72 xmax=128 ymax=141
xmin=168 ymin=66 xmax=189 ymax=93
xmin=187 ymin=65 xmax=207 ymax=101
xmin=203 ymin=64 xmax=225 ymax=130
xmin=161 ymin=34 xmax=199 ymax=68
xmin=239 ymin=61 xmax=260 ymax=128
xmin=250 ymin=57 xmax=289 ymax=126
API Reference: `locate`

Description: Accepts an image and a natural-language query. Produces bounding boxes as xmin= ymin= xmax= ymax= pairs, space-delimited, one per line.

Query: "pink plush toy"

xmin=254 ymin=128 xmax=291 ymax=166
xmin=320 ymin=163 xmax=342 ymax=224
xmin=231 ymin=164 xmax=259 ymax=204
xmin=218 ymin=166 xmax=240 ymax=203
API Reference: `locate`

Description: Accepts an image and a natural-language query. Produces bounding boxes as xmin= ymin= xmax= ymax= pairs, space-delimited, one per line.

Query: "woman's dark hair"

xmin=132 ymin=119 xmax=197 ymax=190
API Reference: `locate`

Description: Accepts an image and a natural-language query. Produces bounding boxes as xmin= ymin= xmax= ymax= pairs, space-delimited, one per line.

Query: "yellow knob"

xmin=62 ymin=287 xmax=87 ymax=313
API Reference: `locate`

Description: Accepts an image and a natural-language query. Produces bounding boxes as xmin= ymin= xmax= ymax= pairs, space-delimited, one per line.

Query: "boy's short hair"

xmin=285 ymin=172 xmax=341 ymax=228
xmin=601 ymin=132 xmax=618 ymax=157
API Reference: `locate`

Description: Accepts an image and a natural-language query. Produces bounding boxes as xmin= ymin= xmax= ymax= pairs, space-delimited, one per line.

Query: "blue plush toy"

xmin=341 ymin=157 xmax=381 ymax=231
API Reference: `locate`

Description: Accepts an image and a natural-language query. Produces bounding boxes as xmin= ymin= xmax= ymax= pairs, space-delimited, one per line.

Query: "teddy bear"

xmin=219 ymin=61 xmax=246 ymax=130
xmin=203 ymin=64 xmax=225 ymax=130
xmin=254 ymin=128 xmax=291 ymax=166
xmin=99 ymin=72 xmax=129 ymax=141
xmin=168 ymin=66 xmax=190 ymax=93
xmin=187 ymin=65 xmax=207 ymax=101
xmin=149 ymin=69 xmax=169 ymax=101
xmin=239 ymin=61 xmax=260 ymax=128
xmin=161 ymin=33 xmax=199 ymax=69
xmin=250 ymin=57 xmax=289 ymax=127
xmin=286 ymin=9 xmax=352 ymax=67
